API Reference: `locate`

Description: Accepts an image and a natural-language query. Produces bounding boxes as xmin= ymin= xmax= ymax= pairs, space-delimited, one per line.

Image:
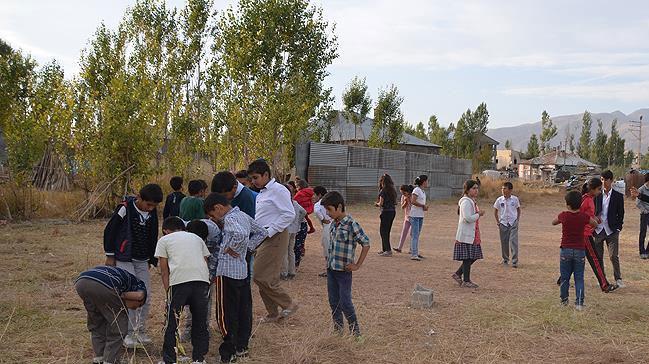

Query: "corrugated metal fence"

xmin=301 ymin=142 xmax=472 ymax=203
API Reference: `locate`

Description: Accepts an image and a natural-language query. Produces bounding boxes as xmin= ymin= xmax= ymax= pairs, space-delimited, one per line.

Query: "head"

xmin=565 ymin=190 xmax=582 ymax=211
xmin=288 ymin=180 xmax=297 ymax=190
xmin=400 ymin=184 xmax=414 ymax=196
xmin=320 ymin=191 xmax=346 ymax=220
xmin=380 ymin=173 xmax=397 ymax=201
xmin=211 ymin=171 xmax=238 ymax=200
xmin=247 ymin=159 xmax=272 ymax=189
xmin=199 ymin=180 xmax=208 ymax=197
xmin=414 ymin=175 xmax=429 ymax=189
xmin=586 ymin=177 xmax=603 ymax=197
xmin=169 ymin=176 xmax=183 ymax=192
xmin=203 ymin=192 xmax=232 ymax=222
xmin=162 ymin=216 xmax=186 ymax=235
xmin=188 ymin=180 xmax=204 ymax=197
xmin=312 ymin=186 xmax=328 ymax=203
xmin=235 ymin=170 xmax=252 ymax=187
xmin=136 ymin=184 xmax=163 ymax=212
xmin=296 ymin=179 xmax=309 ymax=191
xmin=463 ymin=179 xmax=479 ymax=198
xmin=502 ymin=182 xmax=513 ymax=198
xmin=600 ymin=170 xmax=614 ymax=191
xmin=186 ymin=220 xmax=209 ymax=241
xmin=284 ymin=183 xmax=296 ymax=197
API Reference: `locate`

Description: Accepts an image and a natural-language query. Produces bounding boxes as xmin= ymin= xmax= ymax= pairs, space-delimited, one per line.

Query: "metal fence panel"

xmin=347 ymin=167 xmax=379 ymax=187
xmin=428 ymin=187 xmax=453 ymax=200
xmin=451 ymin=158 xmax=472 ymax=175
xmin=346 ymin=186 xmax=378 ymax=203
xmin=407 ymin=170 xmax=428 ymax=185
xmin=380 ymin=169 xmax=407 ymax=187
xmin=348 ymin=146 xmax=380 ymax=168
xmin=407 ymin=152 xmax=432 ymax=171
xmin=380 ymin=149 xmax=407 ymax=170
xmin=309 ymin=142 xmax=348 ymax=167
xmin=308 ymin=166 xmax=347 ymax=187
xmin=430 ymin=155 xmax=451 ymax=172
xmin=429 ymin=172 xmax=453 ymax=187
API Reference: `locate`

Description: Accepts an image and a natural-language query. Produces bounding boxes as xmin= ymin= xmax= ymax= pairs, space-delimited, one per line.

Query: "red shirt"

xmin=294 ymin=187 xmax=314 ymax=214
xmin=580 ymin=194 xmax=596 ymax=237
xmin=558 ymin=211 xmax=590 ymax=249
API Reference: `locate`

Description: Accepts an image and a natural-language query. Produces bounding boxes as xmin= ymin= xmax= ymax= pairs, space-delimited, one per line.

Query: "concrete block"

xmin=411 ymin=284 xmax=434 ymax=308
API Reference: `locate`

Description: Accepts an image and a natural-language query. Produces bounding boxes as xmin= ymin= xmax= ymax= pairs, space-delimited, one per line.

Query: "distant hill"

xmin=488 ymin=109 xmax=649 ymax=153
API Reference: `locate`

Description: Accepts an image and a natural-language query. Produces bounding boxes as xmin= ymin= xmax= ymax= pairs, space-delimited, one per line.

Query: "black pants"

xmin=163 ymin=281 xmax=210 ymax=363
xmin=639 ymin=213 xmax=649 ymax=255
xmin=455 ymin=259 xmax=476 ymax=282
xmin=215 ymin=276 xmax=252 ymax=361
xmin=380 ymin=210 xmax=396 ymax=252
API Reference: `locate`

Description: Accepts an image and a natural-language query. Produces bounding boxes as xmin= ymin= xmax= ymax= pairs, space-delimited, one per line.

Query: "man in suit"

xmin=594 ymin=170 xmax=625 ymax=289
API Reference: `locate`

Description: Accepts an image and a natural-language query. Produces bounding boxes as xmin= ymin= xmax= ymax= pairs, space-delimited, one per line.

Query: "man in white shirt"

xmin=247 ymin=159 xmax=297 ymax=322
xmin=493 ymin=182 xmax=521 ymax=268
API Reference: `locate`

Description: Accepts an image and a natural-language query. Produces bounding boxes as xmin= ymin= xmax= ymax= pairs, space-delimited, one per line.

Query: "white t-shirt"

xmin=410 ymin=187 xmax=426 ymax=218
xmin=314 ymin=200 xmax=332 ymax=224
xmin=154 ymin=231 xmax=211 ymax=286
xmin=493 ymin=195 xmax=520 ymax=226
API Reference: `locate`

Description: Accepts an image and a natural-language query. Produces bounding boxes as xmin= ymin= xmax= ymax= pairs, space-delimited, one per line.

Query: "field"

xmin=1 ymin=192 xmax=649 ymax=363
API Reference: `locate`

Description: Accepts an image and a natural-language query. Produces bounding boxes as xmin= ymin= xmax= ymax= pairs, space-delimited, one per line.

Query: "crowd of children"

xmin=77 ymin=162 xmax=644 ymax=363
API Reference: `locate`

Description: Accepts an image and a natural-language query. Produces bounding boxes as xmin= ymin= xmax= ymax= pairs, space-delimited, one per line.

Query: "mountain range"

xmin=487 ymin=108 xmax=649 ymax=153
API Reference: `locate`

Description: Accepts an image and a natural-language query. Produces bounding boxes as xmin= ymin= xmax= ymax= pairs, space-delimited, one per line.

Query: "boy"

xmin=493 ymin=182 xmax=521 ymax=267
xmin=247 ymin=159 xmax=297 ymax=322
xmin=552 ymin=190 xmax=598 ymax=311
xmin=632 ymin=173 xmax=649 ymax=259
xmin=313 ymin=186 xmax=332 ymax=277
xmin=282 ymin=183 xmax=307 ymax=280
xmin=163 ymin=176 xmax=185 ymax=219
xmin=103 ymin=183 xmax=163 ymax=347
xmin=180 ymin=180 xmax=207 ymax=221
xmin=155 ymin=217 xmax=211 ymax=364
xmin=75 ymin=265 xmax=147 ymax=364
xmin=204 ymin=193 xmax=267 ymax=363
xmin=235 ymin=170 xmax=260 ymax=194
xmin=594 ymin=170 xmax=625 ymax=288
xmin=320 ymin=191 xmax=370 ymax=336
xmin=211 ymin=171 xmax=256 ymax=218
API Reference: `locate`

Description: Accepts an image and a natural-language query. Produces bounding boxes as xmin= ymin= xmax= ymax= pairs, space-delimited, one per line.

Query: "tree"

xmin=577 ymin=110 xmax=592 ymax=158
xmin=504 ymin=139 xmax=511 ymax=149
xmin=526 ymin=134 xmax=540 ymax=158
xmin=625 ymin=150 xmax=635 ymax=167
xmin=427 ymin=115 xmax=453 ymax=155
xmin=404 ymin=121 xmax=427 ymax=140
xmin=368 ymin=84 xmax=404 ymax=149
xmin=342 ymin=76 xmax=372 ymax=141
xmin=591 ymin=119 xmax=608 ymax=167
xmin=453 ymin=102 xmax=490 ymax=159
xmin=539 ymin=110 xmax=557 ymax=154
xmin=606 ymin=119 xmax=625 ymax=166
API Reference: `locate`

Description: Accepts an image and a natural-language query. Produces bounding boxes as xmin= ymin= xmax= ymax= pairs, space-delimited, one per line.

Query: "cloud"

xmin=503 ymin=81 xmax=649 ymax=102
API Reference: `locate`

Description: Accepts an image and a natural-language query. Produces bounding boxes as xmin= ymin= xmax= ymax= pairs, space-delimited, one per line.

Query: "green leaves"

xmin=369 ymin=84 xmax=404 ymax=149
xmin=539 ymin=110 xmax=557 ymax=154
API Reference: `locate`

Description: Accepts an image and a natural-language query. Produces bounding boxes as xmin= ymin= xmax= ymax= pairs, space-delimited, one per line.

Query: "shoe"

xmin=92 ymin=357 xmax=103 ymax=364
xmin=410 ymin=256 xmax=422 ymax=261
xmin=606 ymin=284 xmax=619 ymax=293
xmin=616 ymin=279 xmax=625 ymax=288
xmin=376 ymin=251 xmax=384 ymax=255
xmin=136 ymin=332 xmax=153 ymax=344
xmin=235 ymin=348 xmax=250 ymax=358
xmin=393 ymin=248 xmax=402 ymax=253
xmin=123 ymin=334 xmax=145 ymax=349
xmin=417 ymin=254 xmax=425 ymax=259
xmin=281 ymin=303 xmax=299 ymax=318
xmin=287 ymin=273 xmax=296 ymax=280
xmin=502 ymin=261 xmax=509 ymax=266
xmin=192 ymin=361 xmax=207 ymax=364
xmin=641 ymin=254 xmax=648 ymax=259
xmin=318 ymin=272 xmax=327 ymax=277
xmin=379 ymin=251 xmax=392 ymax=257
xmin=575 ymin=304 xmax=585 ymax=311
xmin=461 ymin=281 xmax=479 ymax=288
xmin=512 ymin=264 xmax=518 ymax=269
xmin=560 ymin=299 xmax=569 ymax=306
xmin=221 ymin=355 xmax=237 ymax=363
xmin=451 ymin=273 xmax=462 ymax=286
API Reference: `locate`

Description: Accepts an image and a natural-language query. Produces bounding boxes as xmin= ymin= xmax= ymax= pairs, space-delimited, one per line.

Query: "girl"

xmin=452 ymin=180 xmax=485 ymax=288
xmin=393 ymin=184 xmax=414 ymax=253
xmin=376 ymin=174 xmax=398 ymax=257
xmin=409 ymin=175 xmax=429 ymax=261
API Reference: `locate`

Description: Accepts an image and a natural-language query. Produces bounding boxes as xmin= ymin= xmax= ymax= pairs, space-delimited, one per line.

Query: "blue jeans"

xmin=409 ymin=217 xmax=424 ymax=257
xmin=559 ymin=248 xmax=586 ymax=305
xmin=327 ymin=269 xmax=360 ymax=335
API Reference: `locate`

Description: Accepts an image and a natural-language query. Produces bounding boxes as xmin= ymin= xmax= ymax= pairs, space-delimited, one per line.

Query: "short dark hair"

xmin=235 ymin=170 xmax=249 ymax=179
xmin=503 ymin=181 xmax=513 ymax=190
xmin=247 ymin=159 xmax=271 ymax=177
xmin=565 ymin=190 xmax=582 ymax=210
xmin=320 ymin=191 xmax=345 ymax=212
xmin=139 ymin=184 xmax=164 ymax=203
xmin=188 ymin=180 xmax=204 ymax=195
xmin=199 ymin=179 xmax=208 ymax=190
xmin=162 ymin=216 xmax=186 ymax=232
xmin=297 ymin=179 xmax=308 ymax=189
xmin=415 ymin=175 xmax=428 ymax=186
xmin=400 ymin=184 xmax=414 ymax=193
xmin=313 ymin=186 xmax=328 ymax=196
xmin=170 ymin=176 xmax=183 ymax=191
xmin=204 ymin=192 xmax=230 ymax=213
xmin=186 ymin=220 xmax=208 ymax=241
xmin=211 ymin=171 xmax=237 ymax=193
xmin=601 ymin=170 xmax=614 ymax=181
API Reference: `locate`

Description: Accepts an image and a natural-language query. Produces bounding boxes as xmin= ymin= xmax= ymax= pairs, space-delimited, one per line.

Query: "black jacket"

xmin=162 ymin=191 xmax=185 ymax=219
xmin=103 ymin=196 xmax=159 ymax=265
xmin=594 ymin=189 xmax=624 ymax=232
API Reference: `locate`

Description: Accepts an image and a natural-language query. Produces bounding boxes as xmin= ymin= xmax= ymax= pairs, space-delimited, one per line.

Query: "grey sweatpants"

xmin=116 ymin=260 xmax=151 ymax=336
xmin=499 ymin=223 xmax=519 ymax=265
xmin=75 ymin=279 xmax=128 ymax=363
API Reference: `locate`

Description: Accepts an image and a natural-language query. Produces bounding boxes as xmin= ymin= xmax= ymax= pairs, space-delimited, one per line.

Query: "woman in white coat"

xmin=452 ymin=180 xmax=485 ymax=288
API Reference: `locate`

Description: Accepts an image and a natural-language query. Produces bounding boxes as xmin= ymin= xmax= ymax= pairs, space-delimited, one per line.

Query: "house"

xmin=497 ymin=149 xmax=522 ymax=171
xmin=518 ymin=150 xmax=599 ymax=181
xmin=321 ymin=111 xmax=442 ymax=155
xmin=478 ymin=133 xmax=500 ymax=170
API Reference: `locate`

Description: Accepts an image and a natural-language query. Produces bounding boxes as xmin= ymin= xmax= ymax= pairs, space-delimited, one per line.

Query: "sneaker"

xmin=287 ymin=273 xmax=296 ymax=280
xmin=192 ymin=361 xmax=207 ymax=364
xmin=641 ymin=254 xmax=648 ymax=259
xmin=417 ymin=254 xmax=425 ymax=259
xmin=318 ymin=272 xmax=327 ymax=277
xmin=502 ymin=261 xmax=509 ymax=266
xmin=560 ymin=299 xmax=569 ymax=306
xmin=605 ymin=284 xmax=619 ymax=293
xmin=575 ymin=304 xmax=585 ymax=311
xmin=410 ymin=256 xmax=422 ymax=261
xmin=451 ymin=273 xmax=462 ymax=285
xmin=512 ymin=264 xmax=518 ymax=269
xmin=461 ymin=281 xmax=479 ymax=289
xmin=92 ymin=357 xmax=103 ymax=364
xmin=235 ymin=348 xmax=250 ymax=358
xmin=379 ymin=251 xmax=393 ymax=257
xmin=136 ymin=332 xmax=153 ymax=344
xmin=392 ymin=248 xmax=402 ymax=253
xmin=123 ymin=335 xmax=145 ymax=349
xmin=616 ymin=279 xmax=625 ymax=288
xmin=281 ymin=303 xmax=299 ymax=318
xmin=221 ymin=355 xmax=237 ymax=364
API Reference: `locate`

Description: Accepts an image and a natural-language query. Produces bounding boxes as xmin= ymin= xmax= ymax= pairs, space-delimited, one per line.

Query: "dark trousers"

xmin=326 ymin=269 xmax=360 ymax=335
xmin=379 ymin=210 xmax=396 ymax=252
xmin=593 ymin=230 xmax=621 ymax=281
xmin=639 ymin=213 xmax=649 ymax=255
xmin=455 ymin=259 xmax=476 ymax=282
xmin=294 ymin=222 xmax=308 ymax=267
xmin=75 ymin=279 xmax=128 ymax=364
xmin=215 ymin=276 xmax=252 ymax=361
xmin=163 ymin=281 xmax=209 ymax=363
xmin=584 ymin=236 xmax=610 ymax=291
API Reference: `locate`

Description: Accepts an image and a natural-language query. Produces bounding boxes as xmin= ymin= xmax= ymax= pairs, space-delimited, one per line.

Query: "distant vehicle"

xmin=552 ymin=169 xmax=571 ymax=183
xmin=481 ymin=170 xmax=502 ymax=179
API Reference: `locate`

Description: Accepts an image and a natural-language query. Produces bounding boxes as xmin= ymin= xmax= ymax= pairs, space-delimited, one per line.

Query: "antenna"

xmin=629 ymin=115 xmax=643 ymax=169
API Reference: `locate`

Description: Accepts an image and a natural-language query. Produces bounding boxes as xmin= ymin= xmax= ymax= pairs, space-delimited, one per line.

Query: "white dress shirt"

xmin=234 ymin=181 xmax=244 ymax=198
xmin=493 ymin=195 xmax=520 ymax=226
xmin=255 ymin=178 xmax=296 ymax=238
xmin=596 ymin=189 xmax=613 ymax=235
xmin=314 ymin=200 xmax=332 ymax=224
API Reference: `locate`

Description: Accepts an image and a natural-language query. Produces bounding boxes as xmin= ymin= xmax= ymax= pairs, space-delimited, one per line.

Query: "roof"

xmin=520 ymin=150 xmax=599 ymax=167
xmin=447 ymin=131 xmax=500 ymax=146
xmin=323 ymin=111 xmax=441 ymax=148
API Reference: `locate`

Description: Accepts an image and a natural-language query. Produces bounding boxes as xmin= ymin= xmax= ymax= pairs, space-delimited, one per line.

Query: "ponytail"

xmin=414 ymin=174 xmax=428 ymax=186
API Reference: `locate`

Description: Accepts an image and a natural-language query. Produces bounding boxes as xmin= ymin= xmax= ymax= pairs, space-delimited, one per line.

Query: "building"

xmin=321 ymin=111 xmax=442 ymax=155
xmin=518 ymin=150 xmax=599 ymax=181
xmin=478 ymin=133 xmax=500 ymax=170
xmin=496 ymin=149 xmax=522 ymax=171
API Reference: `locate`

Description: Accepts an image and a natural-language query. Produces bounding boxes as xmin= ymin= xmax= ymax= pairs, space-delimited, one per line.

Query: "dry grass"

xmin=1 ymin=193 xmax=649 ymax=363
xmin=477 ymin=177 xmax=561 ymax=203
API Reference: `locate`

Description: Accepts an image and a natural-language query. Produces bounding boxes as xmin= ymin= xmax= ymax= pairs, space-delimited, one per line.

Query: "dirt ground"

xmin=1 ymin=193 xmax=649 ymax=364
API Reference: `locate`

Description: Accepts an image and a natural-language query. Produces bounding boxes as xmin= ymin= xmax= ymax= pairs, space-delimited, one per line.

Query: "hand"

xmin=224 ymin=247 xmax=240 ymax=258
xmin=345 ymin=263 xmax=361 ymax=272
xmin=423 ymin=205 xmax=429 ymax=211
xmin=631 ymin=188 xmax=639 ymax=198
xmin=307 ymin=227 xmax=316 ymax=234
xmin=105 ymin=256 xmax=116 ymax=266
xmin=479 ymin=210 xmax=485 ymax=216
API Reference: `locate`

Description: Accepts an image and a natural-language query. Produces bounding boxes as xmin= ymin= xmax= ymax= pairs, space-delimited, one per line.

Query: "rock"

xmin=411 ymin=284 xmax=434 ymax=308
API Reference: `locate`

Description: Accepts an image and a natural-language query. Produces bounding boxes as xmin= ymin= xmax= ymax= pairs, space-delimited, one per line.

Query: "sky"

xmin=2 ymin=0 xmax=649 ymax=129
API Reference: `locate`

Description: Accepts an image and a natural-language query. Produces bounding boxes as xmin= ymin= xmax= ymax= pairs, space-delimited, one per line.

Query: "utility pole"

xmin=629 ymin=115 xmax=643 ymax=169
